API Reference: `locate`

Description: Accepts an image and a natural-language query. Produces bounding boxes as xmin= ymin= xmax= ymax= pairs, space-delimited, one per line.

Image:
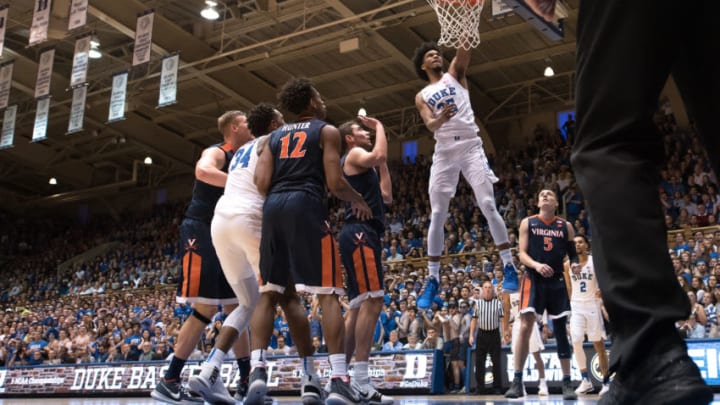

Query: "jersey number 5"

xmin=543 ymin=236 xmax=553 ymax=251
xmin=279 ymin=131 xmax=307 ymax=159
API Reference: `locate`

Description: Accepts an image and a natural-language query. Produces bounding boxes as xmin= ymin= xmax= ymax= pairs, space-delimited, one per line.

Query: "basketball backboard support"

xmin=499 ymin=0 xmax=565 ymax=41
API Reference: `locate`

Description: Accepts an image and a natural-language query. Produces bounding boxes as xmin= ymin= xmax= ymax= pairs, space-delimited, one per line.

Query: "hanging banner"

xmin=491 ymin=0 xmax=513 ymax=17
xmin=0 ymin=61 xmax=13 ymax=110
xmin=29 ymin=0 xmax=52 ymax=46
xmin=68 ymin=0 xmax=88 ymax=31
xmin=67 ymin=85 xmax=87 ymax=134
xmin=32 ymin=96 xmax=51 ymax=141
xmin=132 ymin=11 xmax=154 ymax=66
xmin=108 ymin=71 xmax=128 ymax=123
xmin=0 ymin=104 xmax=16 ymax=149
xmin=35 ymin=47 xmax=55 ymax=98
xmin=70 ymin=35 xmax=91 ymax=87
xmin=158 ymin=53 xmax=178 ymax=107
xmin=0 ymin=5 xmax=9 ymax=57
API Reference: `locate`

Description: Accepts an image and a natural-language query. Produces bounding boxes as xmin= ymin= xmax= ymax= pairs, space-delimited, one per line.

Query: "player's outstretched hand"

xmin=352 ymin=200 xmax=373 ymax=221
xmin=357 ymin=115 xmax=382 ymax=130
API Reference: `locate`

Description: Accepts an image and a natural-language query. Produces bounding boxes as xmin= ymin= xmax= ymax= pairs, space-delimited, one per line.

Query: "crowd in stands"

xmin=0 ymin=107 xmax=718 ymax=371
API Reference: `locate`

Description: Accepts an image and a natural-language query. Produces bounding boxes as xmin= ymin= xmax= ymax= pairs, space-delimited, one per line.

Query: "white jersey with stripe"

xmin=420 ymin=72 xmax=480 ymax=142
xmin=214 ymin=137 xmax=264 ymax=226
xmin=570 ymin=255 xmax=600 ymax=302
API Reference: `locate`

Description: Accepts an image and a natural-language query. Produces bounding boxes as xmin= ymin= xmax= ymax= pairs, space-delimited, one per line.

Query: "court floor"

xmin=0 ymin=395 xmax=719 ymax=404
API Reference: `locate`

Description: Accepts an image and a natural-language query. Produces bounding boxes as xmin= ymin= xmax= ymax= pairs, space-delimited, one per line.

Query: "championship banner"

xmin=107 ymin=71 xmax=128 ymax=123
xmin=29 ymin=0 xmax=52 ymax=46
xmin=68 ymin=0 xmax=88 ymax=31
xmin=158 ymin=53 xmax=178 ymax=107
xmin=491 ymin=0 xmax=513 ymax=17
xmin=132 ymin=10 xmax=154 ymax=66
xmin=70 ymin=35 xmax=91 ymax=87
xmin=32 ymin=96 xmax=51 ymax=141
xmin=67 ymin=84 xmax=87 ymax=134
xmin=0 ymin=104 xmax=16 ymax=149
xmin=35 ymin=47 xmax=55 ymax=98
xmin=0 ymin=61 xmax=13 ymax=110
xmin=0 ymin=5 xmax=8 ymax=57
xmin=0 ymin=350 xmax=443 ymax=396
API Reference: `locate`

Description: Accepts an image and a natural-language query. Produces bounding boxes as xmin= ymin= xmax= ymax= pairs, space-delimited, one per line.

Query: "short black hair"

xmin=247 ymin=102 xmax=277 ymax=137
xmin=338 ymin=120 xmax=357 ymax=152
xmin=574 ymin=234 xmax=590 ymax=248
xmin=412 ymin=41 xmax=440 ymax=81
xmin=278 ymin=77 xmax=315 ymax=115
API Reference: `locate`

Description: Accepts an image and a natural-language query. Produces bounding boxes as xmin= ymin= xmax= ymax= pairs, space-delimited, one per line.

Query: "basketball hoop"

xmin=426 ymin=0 xmax=484 ymax=50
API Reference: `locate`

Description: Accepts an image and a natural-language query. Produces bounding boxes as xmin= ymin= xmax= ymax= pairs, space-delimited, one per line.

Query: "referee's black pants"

xmin=571 ymin=0 xmax=720 ymax=375
xmin=475 ymin=328 xmax=501 ymax=390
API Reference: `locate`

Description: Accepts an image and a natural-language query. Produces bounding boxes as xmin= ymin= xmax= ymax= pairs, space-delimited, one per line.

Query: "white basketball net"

xmin=426 ymin=0 xmax=484 ymax=50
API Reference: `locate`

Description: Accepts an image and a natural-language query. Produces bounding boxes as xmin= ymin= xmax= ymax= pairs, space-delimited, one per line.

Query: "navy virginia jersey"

xmin=527 ymin=215 xmax=572 ymax=278
xmin=268 ymin=117 xmax=327 ymax=200
xmin=341 ymin=152 xmax=385 ymax=233
xmin=184 ymin=143 xmax=235 ymax=223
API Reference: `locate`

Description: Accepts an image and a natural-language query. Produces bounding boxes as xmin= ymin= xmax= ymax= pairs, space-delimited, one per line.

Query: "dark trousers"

xmin=571 ymin=0 xmax=720 ymax=374
xmin=475 ymin=328 xmax=501 ymax=389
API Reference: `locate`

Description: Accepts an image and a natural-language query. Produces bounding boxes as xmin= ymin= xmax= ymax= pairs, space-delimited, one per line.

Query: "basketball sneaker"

xmin=234 ymin=379 xmax=248 ymax=401
xmin=352 ymin=379 xmax=394 ymax=405
xmin=187 ymin=365 xmax=235 ymax=405
xmin=151 ymin=378 xmax=204 ymax=404
xmin=244 ymin=367 xmax=269 ymax=405
xmin=504 ymin=376 xmax=524 ymax=398
xmin=502 ymin=263 xmax=519 ymax=293
xmin=562 ymin=378 xmax=578 ymax=400
xmin=301 ymin=373 xmax=325 ymax=405
xmin=327 ymin=376 xmax=361 ymax=405
xmin=538 ymin=379 xmax=549 ymax=396
xmin=599 ymin=383 xmax=610 ymax=397
xmin=417 ymin=276 xmax=439 ymax=310
xmin=575 ymin=378 xmax=594 ymax=395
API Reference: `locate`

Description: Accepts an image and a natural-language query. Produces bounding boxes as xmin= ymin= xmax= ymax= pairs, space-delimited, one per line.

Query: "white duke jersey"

xmin=509 ymin=292 xmax=521 ymax=322
xmin=570 ymin=255 xmax=599 ymax=302
xmin=420 ymin=73 xmax=479 ymax=141
xmin=214 ymin=137 xmax=264 ymax=224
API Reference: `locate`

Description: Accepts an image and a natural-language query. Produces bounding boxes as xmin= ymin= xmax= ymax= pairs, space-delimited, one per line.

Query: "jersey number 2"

xmin=279 ymin=132 xmax=307 ymax=159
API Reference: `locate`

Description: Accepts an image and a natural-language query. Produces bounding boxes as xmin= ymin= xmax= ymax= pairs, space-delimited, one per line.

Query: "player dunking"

xmin=251 ymin=78 xmax=371 ymax=405
xmin=152 ymin=111 xmax=253 ymax=405
xmin=505 ymin=189 xmax=577 ymax=400
xmin=187 ymin=103 xmax=285 ymax=404
xmin=413 ymin=41 xmax=519 ymax=310
xmin=564 ymin=234 xmax=610 ymax=396
xmin=338 ymin=116 xmax=394 ymax=405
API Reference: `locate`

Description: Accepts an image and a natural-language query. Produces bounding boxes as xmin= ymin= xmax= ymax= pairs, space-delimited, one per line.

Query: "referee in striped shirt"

xmin=469 ymin=280 xmax=505 ymax=394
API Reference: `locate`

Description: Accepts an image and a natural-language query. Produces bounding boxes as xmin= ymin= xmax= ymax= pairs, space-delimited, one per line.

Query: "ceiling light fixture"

xmin=543 ymin=57 xmax=554 ymax=77
xmin=144 ymin=156 xmax=153 ymax=165
xmin=201 ymin=0 xmax=220 ymax=20
xmin=89 ymin=34 xmax=102 ymax=59
xmin=49 ymin=177 xmax=57 ymax=185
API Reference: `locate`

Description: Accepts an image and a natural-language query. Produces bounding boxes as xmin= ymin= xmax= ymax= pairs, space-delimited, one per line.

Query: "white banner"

xmin=29 ymin=0 xmax=52 ymax=46
xmin=0 ymin=61 xmax=13 ymax=110
xmin=32 ymin=96 xmax=51 ymax=141
xmin=67 ymin=85 xmax=87 ymax=134
xmin=70 ymin=35 xmax=91 ymax=87
xmin=0 ymin=6 xmax=8 ymax=57
xmin=0 ymin=104 xmax=16 ymax=149
xmin=492 ymin=0 xmax=513 ymax=17
xmin=108 ymin=71 xmax=128 ymax=122
xmin=68 ymin=0 xmax=88 ymax=31
xmin=35 ymin=48 xmax=55 ymax=98
xmin=158 ymin=54 xmax=178 ymax=107
xmin=132 ymin=11 xmax=154 ymax=66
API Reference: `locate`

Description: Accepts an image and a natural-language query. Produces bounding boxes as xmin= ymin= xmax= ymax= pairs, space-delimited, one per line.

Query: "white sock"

xmin=205 ymin=347 xmax=227 ymax=372
xmin=329 ymin=353 xmax=347 ymax=378
xmin=428 ymin=261 xmax=440 ymax=280
xmin=251 ymin=349 xmax=266 ymax=369
xmin=303 ymin=356 xmax=315 ymax=376
xmin=499 ymin=248 xmax=513 ymax=267
xmin=354 ymin=361 xmax=369 ymax=386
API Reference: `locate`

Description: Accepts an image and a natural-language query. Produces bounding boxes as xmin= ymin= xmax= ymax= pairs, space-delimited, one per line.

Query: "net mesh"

xmin=426 ymin=0 xmax=484 ymax=50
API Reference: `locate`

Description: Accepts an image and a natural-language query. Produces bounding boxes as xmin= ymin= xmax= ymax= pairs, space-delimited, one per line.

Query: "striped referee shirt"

xmin=472 ymin=297 xmax=504 ymax=331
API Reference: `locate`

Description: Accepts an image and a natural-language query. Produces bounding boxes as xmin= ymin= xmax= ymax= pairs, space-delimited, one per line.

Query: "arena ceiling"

xmin=0 ymin=0 xmax=578 ymax=212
